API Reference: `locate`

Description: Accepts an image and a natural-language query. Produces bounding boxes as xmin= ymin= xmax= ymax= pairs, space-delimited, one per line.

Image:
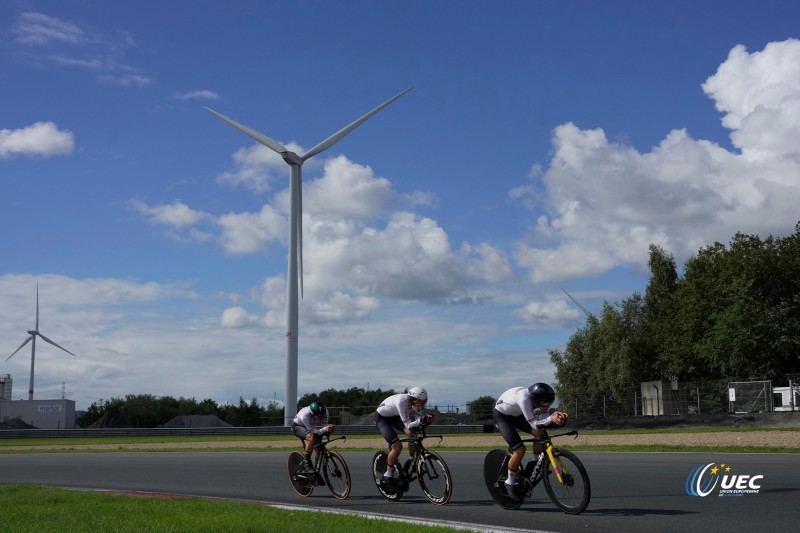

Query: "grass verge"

xmin=0 ymin=485 xmax=463 ymax=533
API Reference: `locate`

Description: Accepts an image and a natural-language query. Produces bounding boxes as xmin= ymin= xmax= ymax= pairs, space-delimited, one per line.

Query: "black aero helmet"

xmin=528 ymin=383 xmax=555 ymax=405
xmin=309 ymin=401 xmax=327 ymax=417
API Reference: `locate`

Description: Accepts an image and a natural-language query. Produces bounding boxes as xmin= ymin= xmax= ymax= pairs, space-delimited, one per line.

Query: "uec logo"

xmin=686 ymin=463 xmax=763 ymax=497
xmin=686 ymin=463 xmax=720 ymax=497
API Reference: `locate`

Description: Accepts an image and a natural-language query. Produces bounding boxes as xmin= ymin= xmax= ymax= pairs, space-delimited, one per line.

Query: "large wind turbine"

xmin=6 ymin=284 xmax=76 ymax=400
xmin=205 ymin=87 xmax=411 ymax=425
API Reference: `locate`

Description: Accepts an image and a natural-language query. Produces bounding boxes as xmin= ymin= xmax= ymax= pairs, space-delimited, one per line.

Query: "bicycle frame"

xmin=373 ymin=424 xmax=453 ymax=505
xmin=311 ymin=434 xmax=346 ymax=472
xmin=399 ymin=426 xmax=444 ymax=481
xmin=484 ymin=429 xmax=590 ymax=514
xmin=288 ymin=434 xmax=351 ymax=500
xmin=521 ymin=430 xmax=577 ymax=487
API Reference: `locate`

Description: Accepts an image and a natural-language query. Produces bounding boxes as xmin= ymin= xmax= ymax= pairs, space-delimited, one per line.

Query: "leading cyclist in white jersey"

xmin=493 ymin=383 xmax=568 ymax=500
xmin=374 ymin=386 xmax=434 ymax=488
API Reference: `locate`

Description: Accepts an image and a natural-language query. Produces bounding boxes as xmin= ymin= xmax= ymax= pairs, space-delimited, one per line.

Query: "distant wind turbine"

xmin=205 ymin=87 xmax=411 ymax=425
xmin=561 ymin=288 xmax=596 ymax=320
xmin=6 ymin=284 xmax=76 ymax=400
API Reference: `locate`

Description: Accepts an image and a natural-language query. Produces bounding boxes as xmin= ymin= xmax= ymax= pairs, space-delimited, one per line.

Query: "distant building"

xmin=0 ymin=398 xmax=76 ymax=429
xmin=0 ymin=374 xmax=11 ymax=401
xmin=0 ymin=374 xmax=77 ymax=429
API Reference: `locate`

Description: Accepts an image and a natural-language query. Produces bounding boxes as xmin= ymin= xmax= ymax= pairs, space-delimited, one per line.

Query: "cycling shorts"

xmin=493 ymin=408 xmax=533 ymax=452
xmin=374 ymin=412 xmax=405 ymax=445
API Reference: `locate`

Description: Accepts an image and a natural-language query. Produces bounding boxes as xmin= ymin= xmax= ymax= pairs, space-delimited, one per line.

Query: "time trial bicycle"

xmin=372 ymin=424 xmax=452 ymax=505
xmin=287 ymin=434 xmax=351 ymax=499
xmin=483 ymin=430 xmax=590 ymax=514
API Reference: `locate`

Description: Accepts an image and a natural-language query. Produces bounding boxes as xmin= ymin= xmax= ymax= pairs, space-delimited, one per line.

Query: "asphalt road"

xmin=1 ymin=451 xmax=797 ymax=532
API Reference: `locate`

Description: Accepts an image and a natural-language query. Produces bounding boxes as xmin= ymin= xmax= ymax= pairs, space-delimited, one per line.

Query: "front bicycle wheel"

xmin=416 ymin=451 xmax=452 ymax=505
xmin=372 ymin=451 xmax=402 ymax=501
xmin=542 ymin=448 xmax=590 ymax=514
xmin=287 ymin=451 xmax=313 ymax=497
xmin=482 ymin=449 xmax=522 ymax=510
xmin=323 ymin=450 xmax=351 ymax=500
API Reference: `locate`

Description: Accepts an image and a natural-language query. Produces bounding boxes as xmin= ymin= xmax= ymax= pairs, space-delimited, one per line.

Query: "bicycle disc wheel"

xmin=482 ymin=449 xmax=522 ymax=510
xmin=372 ymin=451 xmax=402 ymax=502
xmin=416 ymin=451 xmax=452 ymax=505
xmin=287 ymin=451 xmax=314 ymax=497
xmin=323 ymin=450 xmax=351 ymax=500
xmin=542 ymin=448 xmax=590 ymax=514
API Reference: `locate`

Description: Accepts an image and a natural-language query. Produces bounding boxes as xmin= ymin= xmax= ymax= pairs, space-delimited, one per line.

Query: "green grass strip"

xmin=0 ymin=485 xmax=465 ymax=533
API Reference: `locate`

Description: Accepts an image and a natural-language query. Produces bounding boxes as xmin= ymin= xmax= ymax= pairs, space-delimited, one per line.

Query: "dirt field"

xmin=2 ymin=430 xmax=798 ymax=451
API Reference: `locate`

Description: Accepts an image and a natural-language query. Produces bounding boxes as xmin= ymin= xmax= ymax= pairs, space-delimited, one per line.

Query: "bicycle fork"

xmin=545 ymin=446 xmax=566 ymax=484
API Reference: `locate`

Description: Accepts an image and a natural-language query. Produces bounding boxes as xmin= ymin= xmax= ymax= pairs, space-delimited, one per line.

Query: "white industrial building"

xmin=0 ymin=374 xmax=76 ymax=429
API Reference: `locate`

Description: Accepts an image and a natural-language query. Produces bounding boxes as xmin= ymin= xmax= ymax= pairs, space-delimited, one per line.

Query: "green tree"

xmin=644 ymin=244 xmax=679 ymax=380
xmin=466 ymin=395 xmax=496 ymax=422
xmin=672 ymin=226 xmax=800 ymax=381
xmin=553 ymin=221 xmax=800 ymax=413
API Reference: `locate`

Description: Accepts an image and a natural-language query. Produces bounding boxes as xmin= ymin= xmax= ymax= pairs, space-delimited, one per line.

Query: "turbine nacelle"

xmin=281 ymin=151 xmax=303 ymax=166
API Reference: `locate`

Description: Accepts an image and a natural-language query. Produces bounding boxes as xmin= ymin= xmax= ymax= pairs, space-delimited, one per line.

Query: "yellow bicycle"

xmin=483 ymin=430 xmax=590 ymax=514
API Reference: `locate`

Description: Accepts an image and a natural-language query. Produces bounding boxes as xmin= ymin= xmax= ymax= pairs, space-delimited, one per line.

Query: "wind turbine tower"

xmin=205 ymin=88 xmax=411 ymax=425
xmin=6 ymin=284 xmax=76 ymax=400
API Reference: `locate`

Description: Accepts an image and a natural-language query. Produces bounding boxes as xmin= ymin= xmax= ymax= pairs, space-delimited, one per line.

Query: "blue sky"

xmin=2 ymin=2 xmax=800 ymax=413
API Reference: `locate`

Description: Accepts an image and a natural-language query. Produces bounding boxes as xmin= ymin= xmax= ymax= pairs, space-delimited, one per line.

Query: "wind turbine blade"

xmin=561 ymin=288 xmax=594 ymax=319
xmin=204 ymin=107 xmax=289 ymax=155
xmin=37 ymin=333 xmax=77 ymax=357
xmin=298 ymin=177 xmax=304 ymax=299
xmin=301 ymin=87 xmax=412 ymax=161
xmin=35 ymin=283 xmax=40 ymax=330
xmin=7 ymin=336 xmax=33 ymax=361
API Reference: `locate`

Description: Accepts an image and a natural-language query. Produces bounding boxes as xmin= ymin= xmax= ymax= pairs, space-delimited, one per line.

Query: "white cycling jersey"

xmin=495 ymin=386 xmax=553 ymax=428
xmin=376 ymin=393 xmax=426 ymax=429
xmin=292 ymin=405 xmax=328 ymax=432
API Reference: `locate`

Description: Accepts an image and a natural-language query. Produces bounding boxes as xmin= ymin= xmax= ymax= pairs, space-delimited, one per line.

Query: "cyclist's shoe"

xmin=380 ymin=476 xmax=400 ymax=491
xmin=299 ymin=461 xmax=314 ymax=474
xmin=502 ymin=481 xmax=522 ymax=501
xmin=315 ymin=474 xmax=326 ymax=486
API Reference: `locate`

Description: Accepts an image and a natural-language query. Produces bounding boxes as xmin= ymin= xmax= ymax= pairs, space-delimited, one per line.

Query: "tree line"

xmin=77 ymin=388 xmax=503 ymax=428
xmin=549 ymin=222 xmax=800 ymax=409
xmin=77 ymin=395 xmax=284 ymax=428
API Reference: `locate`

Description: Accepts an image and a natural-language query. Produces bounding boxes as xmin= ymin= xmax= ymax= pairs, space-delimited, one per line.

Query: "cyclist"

xmin=291 ymin=401 xmax=335 ymax=472
xmin=493 ymin=383 xmax=568 ymax=500
xmin=374 ymin=386 xmax=434 ymax=488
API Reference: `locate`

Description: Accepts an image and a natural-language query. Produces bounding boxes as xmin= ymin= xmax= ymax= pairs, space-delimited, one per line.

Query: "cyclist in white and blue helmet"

xmin=493 ymin=383 xmax=568 ymax=500
xmin=291 ymin=401 xmax=335 ymax=471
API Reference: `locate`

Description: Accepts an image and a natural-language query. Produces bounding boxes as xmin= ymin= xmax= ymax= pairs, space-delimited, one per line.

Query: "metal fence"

xmin=450 ymin=380 xmax=797 ymax=422
xmin=728 ymin=381 xmax=773 ymax=413
xmin=319 ymin=379 xmax=794 ymax=424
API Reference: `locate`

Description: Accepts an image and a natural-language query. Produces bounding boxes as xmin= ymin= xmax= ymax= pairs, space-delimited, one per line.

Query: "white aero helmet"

xmin=407 ymin=386 xmax=428 ymax=405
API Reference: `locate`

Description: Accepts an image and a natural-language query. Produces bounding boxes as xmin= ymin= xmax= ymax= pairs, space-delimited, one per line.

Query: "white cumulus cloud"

xmin=0 ymin=122 xmax=75 ymax=158
xmin=512 ymin=38 xmax=800 ymax=283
